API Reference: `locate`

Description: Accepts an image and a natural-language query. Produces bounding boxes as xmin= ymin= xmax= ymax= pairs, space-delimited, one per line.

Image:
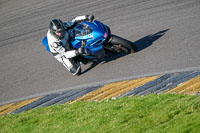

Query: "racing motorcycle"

xmin=42 ymin=20 xmax=137 ymax=75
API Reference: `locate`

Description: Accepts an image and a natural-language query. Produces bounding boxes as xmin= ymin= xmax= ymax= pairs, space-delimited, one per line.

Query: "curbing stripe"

xmin=120 ymin=71 xmax=200 ymax=97
xmin=70 ymin=75 xmax=159 ymax=103
xmin=136 ymin=72 xmax=194 ymax=96
xmin=0 ymin=103 xmax=14 ymax=113
xmin=137 ymin=71 xmax=199 ymax=95
xmin=119 ymin=74 xmax=171 ymax=97
xmin=93 ymin=76 xmax=159 ymax=101
xmin=56 ymin=86 xmax=101 ymax=104
xmin=36 ymin=86 xmax=101 ymax=108
xmin=166 ymin=76 xmax=200 ymax=95
xmin=155 ymin=71 xmax=200 ymax=94
xmin=70 ymin=81 xmax=127 ymax=103
xmin=70 ymin=81 xmax=133 ymax=103
xmin=0 ymin=97 xmax=40 ymax=116
xmin=89 ymin=81 xmax=131 ymax=101
xmin=12 ymin=86 xmax=101 ymax=114
xmin=12 ymin=94 xmax=59 ymax=114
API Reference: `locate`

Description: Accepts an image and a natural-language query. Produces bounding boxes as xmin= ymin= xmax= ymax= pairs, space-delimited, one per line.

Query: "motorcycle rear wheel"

xmin=106 ymin=35 xmax=137 ymax=53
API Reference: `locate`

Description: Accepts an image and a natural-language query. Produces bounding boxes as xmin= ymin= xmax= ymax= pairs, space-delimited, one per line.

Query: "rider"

xmin=47 ymin=15 xmax=94 ymax=75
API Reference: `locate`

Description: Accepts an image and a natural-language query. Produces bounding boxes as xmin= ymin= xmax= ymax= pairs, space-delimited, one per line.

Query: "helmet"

xmin=50 ymin=19 xmax=65 ymax=39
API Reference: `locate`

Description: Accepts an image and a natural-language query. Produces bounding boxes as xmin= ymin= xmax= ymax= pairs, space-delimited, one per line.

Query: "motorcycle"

xmin=42 ymin=20 xmax=137 ymax=75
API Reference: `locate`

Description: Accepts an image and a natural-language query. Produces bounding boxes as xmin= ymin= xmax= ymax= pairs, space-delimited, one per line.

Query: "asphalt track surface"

xmin=0 ymin=0 xmax=200 ymax=105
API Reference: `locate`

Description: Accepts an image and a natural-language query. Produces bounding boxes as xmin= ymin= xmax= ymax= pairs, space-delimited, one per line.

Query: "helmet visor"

xmin=55 ymin=30 xmax=65 ymax=37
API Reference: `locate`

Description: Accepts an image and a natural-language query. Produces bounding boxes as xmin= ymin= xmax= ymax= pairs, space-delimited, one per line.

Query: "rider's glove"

xmin=75 ymin=47 xmax=84 ymax=55
xmin=75 ymin=40 xmax=87 ymax=55
xmin=86 ymin=15 xmax=94 ymax=22
xmin=52 ymin=42 xmax=66 ymax=54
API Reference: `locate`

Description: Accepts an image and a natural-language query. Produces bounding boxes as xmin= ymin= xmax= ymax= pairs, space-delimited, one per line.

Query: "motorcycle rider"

xmin=47 ymin=15 xmax=94 ymax=75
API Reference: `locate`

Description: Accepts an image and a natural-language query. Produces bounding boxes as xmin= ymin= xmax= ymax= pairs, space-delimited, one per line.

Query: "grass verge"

xmin=0 ymin=94 xmax=200 ymax=133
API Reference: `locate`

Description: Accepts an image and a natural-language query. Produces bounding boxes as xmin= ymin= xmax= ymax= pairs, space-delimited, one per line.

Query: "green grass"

xmin=1 ymin=94 xmax=200 ymax=133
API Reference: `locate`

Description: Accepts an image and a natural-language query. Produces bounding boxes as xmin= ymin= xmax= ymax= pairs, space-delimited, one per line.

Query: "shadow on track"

xmin=81 ymin=29 xmax=169 ymax=75
xmin=135 ymin=29 xmax=169 ymax=51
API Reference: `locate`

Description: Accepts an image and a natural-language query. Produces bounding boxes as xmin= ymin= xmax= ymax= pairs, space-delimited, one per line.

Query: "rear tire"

xmin=107 ymin=35 xmax=137 ymax=53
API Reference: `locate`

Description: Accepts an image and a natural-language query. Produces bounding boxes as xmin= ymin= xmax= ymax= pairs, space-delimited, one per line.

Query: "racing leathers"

xmin=47 ymin=15 xmax=94 ymax=75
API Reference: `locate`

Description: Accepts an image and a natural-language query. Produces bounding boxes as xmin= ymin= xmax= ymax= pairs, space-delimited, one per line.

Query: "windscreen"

xmin=74 ymin=23 xmax=93 ymax=36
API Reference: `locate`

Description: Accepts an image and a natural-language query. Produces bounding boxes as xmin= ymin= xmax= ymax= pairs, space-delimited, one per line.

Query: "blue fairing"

xmin=42 ymin=20 xmax=110 ymax=58
xmin=42 ymin=36 xmax=50 ymax=52
xmin=70 ymin=20 xmax=110 ymax=54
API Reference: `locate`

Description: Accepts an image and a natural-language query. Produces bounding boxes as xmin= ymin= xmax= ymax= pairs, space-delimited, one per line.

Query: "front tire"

xmin=106 ymin=35 xmax=137 ymax=53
